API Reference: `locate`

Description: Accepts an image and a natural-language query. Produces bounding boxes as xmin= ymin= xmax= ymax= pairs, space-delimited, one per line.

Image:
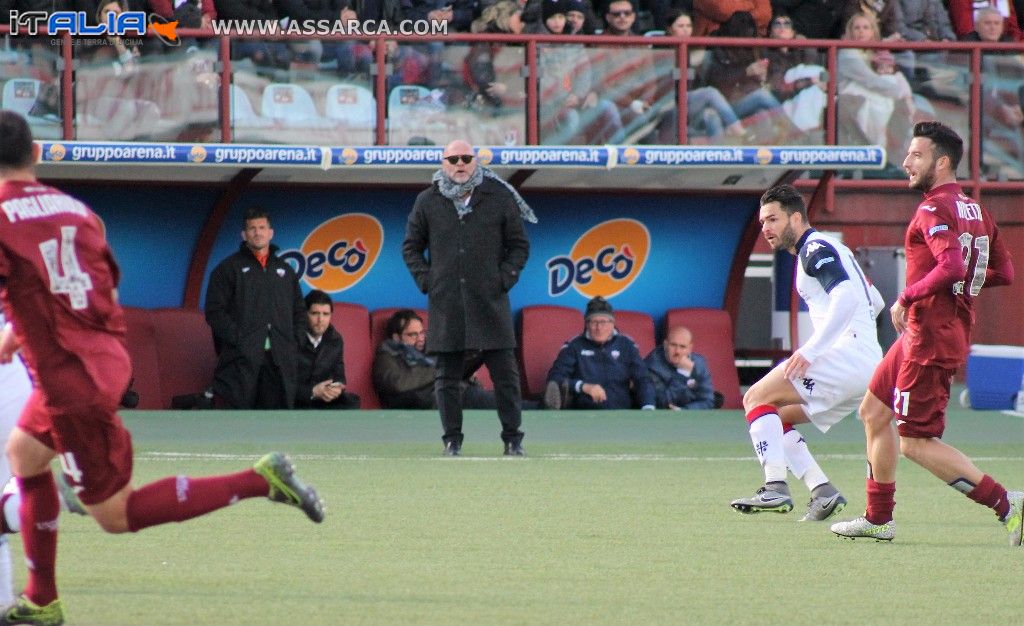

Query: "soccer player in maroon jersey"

xmin=830 ymin=121 xmax=1018 ymax=544
xmin=0 ymin=111 xmax=325 ymax=626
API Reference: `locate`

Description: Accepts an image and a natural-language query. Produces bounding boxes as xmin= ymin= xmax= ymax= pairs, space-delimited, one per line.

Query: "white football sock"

xmin=748 ymin=411 xmax=787 ymax=484
xmin=783 ymin=428 xmax=829 ymax=492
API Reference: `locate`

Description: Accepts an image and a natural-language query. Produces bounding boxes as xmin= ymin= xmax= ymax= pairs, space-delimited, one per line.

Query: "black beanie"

xmin=542 ymin=0 xmax=570 ymax=20
xmin=585 ymin=296 xmax=615 ymax=320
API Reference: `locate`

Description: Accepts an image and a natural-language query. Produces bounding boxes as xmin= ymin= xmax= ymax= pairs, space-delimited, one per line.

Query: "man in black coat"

xmin=296 ymin=290 xmax=361 ymax=409
xmin=402 ymin=139 xmax=534 ymax=456
xmin=205 ymin=207 xmax=306 ymax=409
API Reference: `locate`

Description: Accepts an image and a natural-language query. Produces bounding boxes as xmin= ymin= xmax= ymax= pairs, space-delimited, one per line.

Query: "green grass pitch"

xmin=23 ymin=402 xmax=1024 ymax=625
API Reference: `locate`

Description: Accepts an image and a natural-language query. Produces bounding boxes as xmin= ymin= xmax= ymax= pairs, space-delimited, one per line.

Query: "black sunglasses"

xmin=772 ymin=18 xmax=793 ymax=26
xmin=608 ymin=10 xmax=634 ymax=16
xmin=444 ymin=154 xmax=474 ymax=165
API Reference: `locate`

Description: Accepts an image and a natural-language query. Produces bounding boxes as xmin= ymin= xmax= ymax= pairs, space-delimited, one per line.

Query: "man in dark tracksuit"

xmin=205 ymin=207 xmax=306 ymax=409
xmin=402 ymin=139 xmax=532 ymax=456
xmin=645 ymin=326 xmax=718 ymax=409
xmin=295 ymin=290 xmax=360 ymax=409
xmin=545 ymin=296 xmax=656 ymax=410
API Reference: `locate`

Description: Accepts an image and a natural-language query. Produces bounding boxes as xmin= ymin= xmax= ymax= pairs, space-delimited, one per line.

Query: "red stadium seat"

xmin=614 ymin=310 xmax=656 ymax=357
xmin=149 ymin=308 xmax=216 ymax=410
xmin=664 ymin=308 xmax=742 ymax=409
xmin=122 ymin=307 xmax=164 ymax=409
xmin=518 ymin=305 xmax=584 ymax=398
xmin=331 ymin=302 xmax=377 ymax=408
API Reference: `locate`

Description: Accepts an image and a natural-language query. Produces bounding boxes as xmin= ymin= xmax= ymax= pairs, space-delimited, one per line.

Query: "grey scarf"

xmin=432 ymin=166 xmax=538 ymax=223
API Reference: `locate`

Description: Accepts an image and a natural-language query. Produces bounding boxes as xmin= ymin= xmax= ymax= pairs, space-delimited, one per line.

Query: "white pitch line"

xmin=136 ymin=452 xmax=1024 ymax=463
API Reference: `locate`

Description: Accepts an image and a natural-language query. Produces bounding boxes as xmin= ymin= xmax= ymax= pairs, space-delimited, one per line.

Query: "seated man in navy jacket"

xmin=296 ymin=290 xmax=360 ymax=409
xmin=645 ymin=326 xmax=719 ymax=409
xmin=544 ymin=296 xmax=655 ymax=410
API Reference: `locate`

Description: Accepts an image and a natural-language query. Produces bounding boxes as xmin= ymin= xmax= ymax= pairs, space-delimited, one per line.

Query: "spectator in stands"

xmin=895 ymin=0 xmax=956 ymax=41
xmin=214 ymin=0 xmax=290 ymax=67
xmin=405 ymin=0 xmax=480 ymax=31
xmin=598 ymin=0 xmax=663 ymax=140
xmin=205 ymin=207 xmax=306 ymax=409
xmin=837 ymin=12 xmax=916 ymax=172
xmin=841 ymin=0 xmax=907 ymax=41
xmin=950 ymin=0 xmax=1023 ymax=40
xmin=148 ymin=0 xmax=216 ymax=34
xmin=768 ymin=0 xmax=845 ymax=38
xmin=963 ymin=7 xmax=1024 ymax=177
xmin=372 ymin=309 xmax=497 ymax=409
xmin=544 ymin=296 xmax=656 ymax=410
xmin=536 ymin=0 xmax=625 ymax=142
xmin=565 ymin=0 xmax=600 ymax=33
xmin=693 ymin=0 xmax=771 ymax=35
xmin=645 ymin=326 xmax=718 ymax=409
xmin=466 ymin=0 xmax=526 ymax=112
xmin=296 ymin=290 xmax=361 ymax=410
xmin=765 ymin=12 xmax=827 ymax=133
xmin=402 ymin=139 xmax=532 ymax=456
xmin=699 ymin=12 xmax=785 ymax=136
xmin=649 ymin=8 xmax=746 ymax=142
xmin=86 ymin=0 xmax=141 ymax=69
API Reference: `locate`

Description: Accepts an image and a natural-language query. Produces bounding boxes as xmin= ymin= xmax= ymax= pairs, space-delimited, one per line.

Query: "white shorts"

xmin=789 ymin=338 xmax=882 ymax=433
xmin=0 ymin=356 xmax=31 ymax=479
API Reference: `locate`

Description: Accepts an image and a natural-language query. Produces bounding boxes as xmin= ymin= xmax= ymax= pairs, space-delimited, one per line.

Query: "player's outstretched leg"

xmin=0 ymin=595 xmax=64 ymax=626
xmin=829 ymin=516 xmax=895 ymax=541
xmin=253 ymin=453 xmax=325 ymax=523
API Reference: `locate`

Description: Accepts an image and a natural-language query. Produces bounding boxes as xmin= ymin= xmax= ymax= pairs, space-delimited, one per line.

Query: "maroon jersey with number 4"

xmin=0 ymin=180 xmax=130 ymax=409
xmin=902 ymin=182 xmax=1014 ymax=368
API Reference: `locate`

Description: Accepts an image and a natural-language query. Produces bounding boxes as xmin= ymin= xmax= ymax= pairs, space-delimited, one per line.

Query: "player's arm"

xmin=786 ymin=242 xmax=856 ymax=378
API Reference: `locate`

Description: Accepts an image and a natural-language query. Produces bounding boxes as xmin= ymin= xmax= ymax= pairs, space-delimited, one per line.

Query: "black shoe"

xmin=443 ymin=441 xmax=461 ymax=457
xmin=504 ymin=441 xmax=526 ymax=457
xmin=543 ymin=380 xmax=567 ymax=410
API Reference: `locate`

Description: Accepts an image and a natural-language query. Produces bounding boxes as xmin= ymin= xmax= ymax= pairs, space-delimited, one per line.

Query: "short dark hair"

xmin=384 ymin=308 xmax=423 ymax=338
xmin=913 ymin=121 xmax=963 ymax=171
xmin=760 ymin=184 xmax=807 ymax=220
xmin=304 ymin=289 xmax=332 ymax=310
xmin=0 ymin=111 xmax=36 ymax=171
xmin=243 ymin=206 xmax=271 ymax=228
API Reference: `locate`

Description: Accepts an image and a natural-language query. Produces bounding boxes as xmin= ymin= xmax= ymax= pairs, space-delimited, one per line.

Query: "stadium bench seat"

xmin=122 ymin=307 xmax=164 ymax=409
xmin=664 ymin=308 xmax=742 ymax=409
xmin=122 ymin=307 xmax=216 ymax=409
xmin=517 ymin=304 xmax=584 ymax=398
xmin=614 ymin=310 xmax=656 ymax=357
xmin=331 ymin=301 xmax=377 ymax=408
xmin=150 ymin=308 xmax=217 ymax=410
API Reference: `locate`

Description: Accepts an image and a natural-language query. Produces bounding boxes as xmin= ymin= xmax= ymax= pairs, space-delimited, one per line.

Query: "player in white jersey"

xmin=0 ymin=312 xmax=30 ymax=605
xmin=731 ymin=184 xmax=885 ymax=521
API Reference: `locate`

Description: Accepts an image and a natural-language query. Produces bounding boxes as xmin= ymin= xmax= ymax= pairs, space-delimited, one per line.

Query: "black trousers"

xmin=434 ymin=349 xmax=523 ymax=445
xmin=254 ymin=350 xmax=288 ymax=409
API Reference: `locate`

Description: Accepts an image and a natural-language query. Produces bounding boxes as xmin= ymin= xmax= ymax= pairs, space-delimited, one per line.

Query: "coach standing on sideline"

xmin=206 ymin=206 xmax=306 ymax=409
xmin=402 ymin=139 xmax=534 ymax=457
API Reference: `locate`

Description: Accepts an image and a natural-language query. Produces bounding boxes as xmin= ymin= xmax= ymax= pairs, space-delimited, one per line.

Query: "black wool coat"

xmin=402 ymin=177 xmax=530 ymax=353
xmin=205 ymin=242 xmax=306 ymax=408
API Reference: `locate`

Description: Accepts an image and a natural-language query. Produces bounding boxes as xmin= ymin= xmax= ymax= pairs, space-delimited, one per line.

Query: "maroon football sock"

xmin=18 ymin=472 xmax=60 ymax=606
xmin=865 ymin=478 xmax=895 ymax=525
xmin=965 ymin=474 xmax=1010 ymax=521
xmin=126 ymin=470 xmax=269 ymax=532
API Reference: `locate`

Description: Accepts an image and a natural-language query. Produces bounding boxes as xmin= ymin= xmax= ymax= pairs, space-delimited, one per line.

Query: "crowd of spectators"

xmin=2 ymin=0 xmax=1023 ymax=167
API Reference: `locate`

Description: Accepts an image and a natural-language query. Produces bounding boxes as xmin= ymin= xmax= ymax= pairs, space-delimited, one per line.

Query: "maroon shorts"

xmin=18 ymin=389 xmax=134 ymax=505
xmin=868 ymin=338 xmax=952 ymax=439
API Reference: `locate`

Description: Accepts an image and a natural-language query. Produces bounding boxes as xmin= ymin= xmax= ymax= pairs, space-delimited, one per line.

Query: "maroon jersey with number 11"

xmin=0 ymin=180 xmax=130 ymax=409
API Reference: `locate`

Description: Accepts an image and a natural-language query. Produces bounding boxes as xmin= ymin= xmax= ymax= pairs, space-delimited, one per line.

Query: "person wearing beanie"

xmin=543 ymin=296 xmax=656 ymax=410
